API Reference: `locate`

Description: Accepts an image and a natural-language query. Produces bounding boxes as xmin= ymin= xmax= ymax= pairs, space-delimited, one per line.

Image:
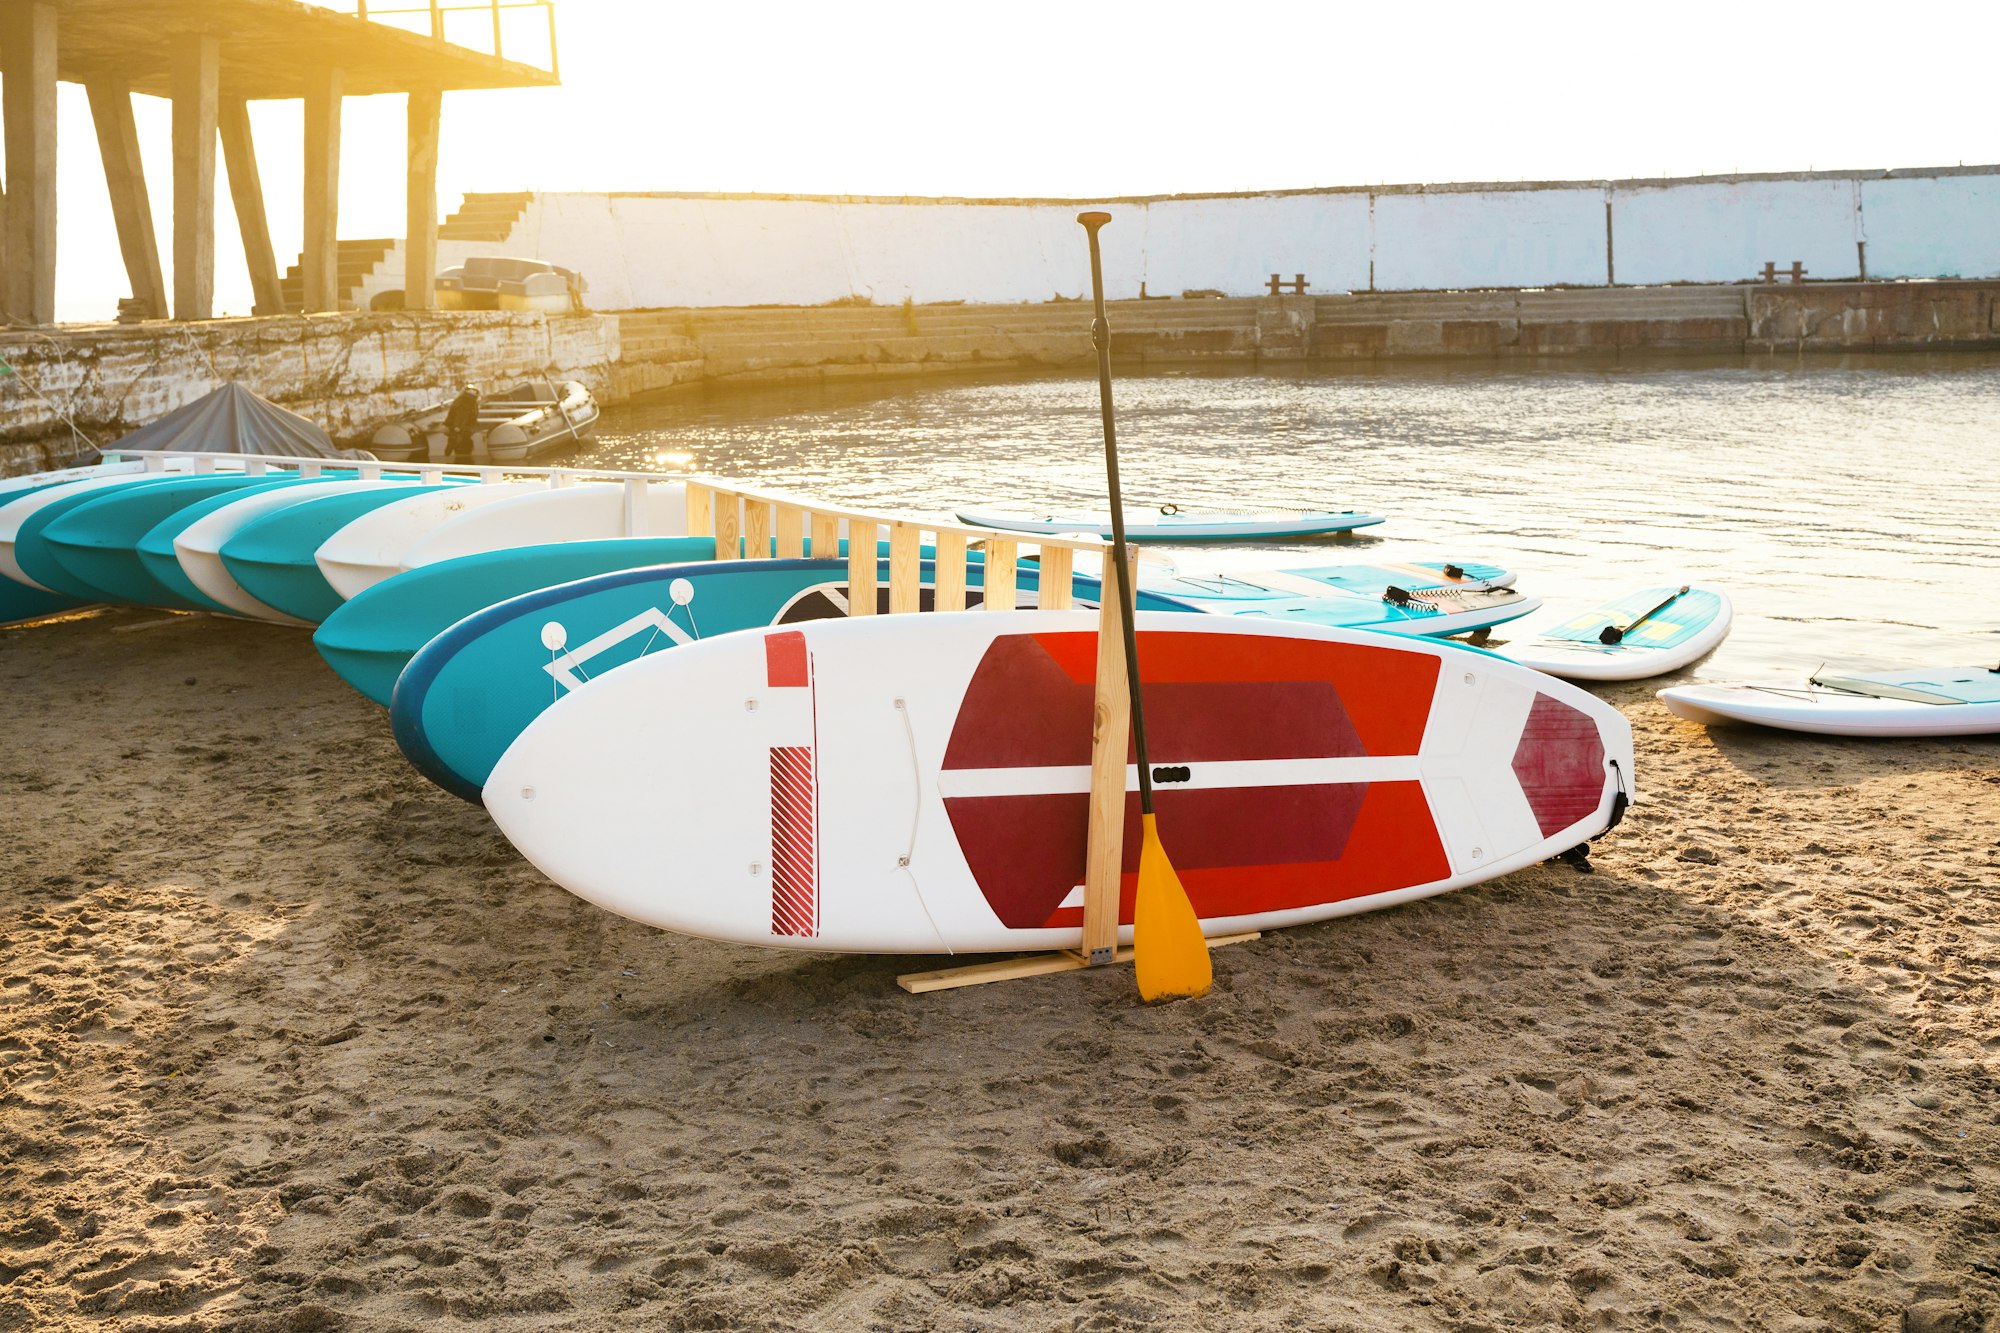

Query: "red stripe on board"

xmin=939 ymin=637 xmax=1372 ymax=771
xmin=991 ymin=630 xmax=1437 ymax=758
xmin=1511 ymin=693 xmax=1607 ymax=838
xmin=944 ymin=780 xmax=1447 ymax=930
xmin=770 ymin=745 xmax=818 ymax=937
xmin=765 ymin=630 xmax=810 ymax=688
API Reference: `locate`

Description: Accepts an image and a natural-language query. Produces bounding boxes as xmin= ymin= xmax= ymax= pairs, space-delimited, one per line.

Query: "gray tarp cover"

xmin=106 ymin=383 xmax=370 ymax=460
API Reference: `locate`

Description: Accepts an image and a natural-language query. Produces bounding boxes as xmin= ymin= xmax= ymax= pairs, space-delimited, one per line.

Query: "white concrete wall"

xmin=421 ymin=170 xmax=2000 ymax=309
xmin=1612 ymin=178 xmax=1864 ymax=285
xmin=1860 ymin=175 xmax=2000 ymax=280
xmin=1373 ymin=188 xmax=1608 ymax=290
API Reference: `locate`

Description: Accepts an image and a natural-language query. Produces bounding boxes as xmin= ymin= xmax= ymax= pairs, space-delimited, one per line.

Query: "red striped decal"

xmin=770 ymin=744 xmax=818 ymax=937
xmin=765 ymin=630 xmax=810 ymax=688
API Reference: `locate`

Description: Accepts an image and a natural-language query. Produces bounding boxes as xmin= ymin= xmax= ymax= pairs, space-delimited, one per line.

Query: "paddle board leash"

xmin=1078 ymin=210 xmax=1212 ymax=1002
xmin=1600 ymin=585 xmax=1690 ymax=645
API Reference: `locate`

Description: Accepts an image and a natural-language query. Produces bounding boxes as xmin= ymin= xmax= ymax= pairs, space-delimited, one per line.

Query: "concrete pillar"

xmin=302 ymin=68 xmax=344 ymax=313
xmin=171 ymin=33 xmax=219 ymax=321
xmin=219 ymin=100 xmax=285 ymax=316
xmin=404 ymin=88 xmax=442 ymax=311
xmin=1 ymin=1 xmax=59 ymax=325
xmin=86 ymin=79 xmax=169 ymax=320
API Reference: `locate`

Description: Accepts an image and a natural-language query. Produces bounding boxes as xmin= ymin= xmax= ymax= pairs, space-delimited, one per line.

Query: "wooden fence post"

xmin=983 ymin=539 xmax=1018 ymax=611
xmin=934 ymin=530 xmax=968 ymax=611
xmin=810 ymin=511 xmax=840 ymax=561
xmin=743 ymin=498 xmax=772 ymax=560
xmin=713 ymin=490 xmax=742 ymax=559
xmin=1038 ymin=545 xmax=1075 ymax=610
xmin=847 ymin=520 xmax=879 ymax=615
xmin=773 ymin=503 xmax=804 ymax=558
xmin=888 ymin=521 xmax=922 ymax=614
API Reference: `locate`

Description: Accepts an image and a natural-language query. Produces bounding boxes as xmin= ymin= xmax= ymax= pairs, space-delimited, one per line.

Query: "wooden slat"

xmin=887 ymin=522 xmax=921 ymax=615
xmin=1038 ymin=544 xmax=1075 ymax=610
xmin=933 ymin=530 xmax=967 ymax=612
xmin=773 ymin=503 xmax=805 ymax=558
xmin=1081 ymin=577 xmax=1134 ymax=965
xmin=846 ymin=520 xmax=879 ymax=615
xmin=810 ymin=511 xmax=840 ymax=561
xmin=896 ymin=933 xmax=1260 ymax=994
xmin=684 ymin=481 xmax=713 ymax=538
xmin=983 ymin=539 xmax=1018 ymax=611
xmin=712 ymin=490 xmax=742 ymax=560
xmin=744 ymin=499 xmax=772 ymax=560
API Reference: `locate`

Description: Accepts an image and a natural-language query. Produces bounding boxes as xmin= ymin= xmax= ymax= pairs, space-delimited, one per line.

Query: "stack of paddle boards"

xmin=480 ymin=612 xmax=1634 ymax=953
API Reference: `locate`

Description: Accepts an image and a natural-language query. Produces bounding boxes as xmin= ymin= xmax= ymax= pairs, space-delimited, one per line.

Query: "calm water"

xmin=567 ymin=355 xmax=2000 ymax=679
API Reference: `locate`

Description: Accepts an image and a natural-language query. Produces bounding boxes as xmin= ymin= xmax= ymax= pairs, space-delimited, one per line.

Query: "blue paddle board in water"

xmin=218 ymin=484 xmax=458 ymax=623
xmin=390 ymin=556 xmax=1202 ymax=801
xmin=38 ymin=474 xmax=297 ymax=611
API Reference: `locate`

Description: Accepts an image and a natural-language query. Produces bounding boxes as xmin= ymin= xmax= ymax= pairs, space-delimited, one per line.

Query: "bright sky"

xmin=41 ymin=0 xmax=2000 ymax=321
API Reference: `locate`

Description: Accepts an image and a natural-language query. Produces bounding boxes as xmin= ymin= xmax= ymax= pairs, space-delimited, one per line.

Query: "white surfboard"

xmin=1660 ymin=666 xmax=2000 ymax=737
xmin=312 ymin=480 xmax=549 ymax=601
xmin=486 ymin=612 xmax=1635 ymax=955
xmin=174 ymin=480 xmax=404 ymax=624
xmin=397 ymin=479 xmax=691 ymax=573
xmin=1500 ymin=584 xmax=1733 ymax=682
xmin=958 ymin=506 xmax=1385 ymax=542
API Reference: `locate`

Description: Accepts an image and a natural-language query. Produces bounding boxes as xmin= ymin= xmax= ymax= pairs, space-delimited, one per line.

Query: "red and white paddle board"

xmin=485 ymin=612 xmax=1635 ymax=954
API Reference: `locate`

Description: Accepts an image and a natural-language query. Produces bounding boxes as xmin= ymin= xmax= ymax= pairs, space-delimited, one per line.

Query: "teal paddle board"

xmin=389 ymin=557 xmax=1203 ymax=800
xmin=316 ymin=536 xmax=722 ymax=705
xmin=11 ymin=474 xmax=215 ymax=603
xmin=39 ymin=474 xmax=292 ymax=611
xmin=133 ymin=479 xmax=333 ymax=615
xmin=218 ymin=484 xmax=460 ymax=623
xmin=316 ymin=535 xmax=1006 ymax=706
xmin=0 ymin=476 xmax=105 ymax=623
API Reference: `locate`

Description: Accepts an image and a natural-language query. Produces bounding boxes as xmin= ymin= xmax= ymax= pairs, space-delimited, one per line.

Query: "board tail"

xmin=764 ymin=630 xmax=820 ymax=938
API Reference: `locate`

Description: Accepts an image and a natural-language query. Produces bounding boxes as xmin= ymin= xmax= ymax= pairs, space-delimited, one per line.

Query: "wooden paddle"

xmin=1599 ymin=585 xmax=1690 ymax=645
xmin=1078 ymin=210 xmax=1212 ymax=1003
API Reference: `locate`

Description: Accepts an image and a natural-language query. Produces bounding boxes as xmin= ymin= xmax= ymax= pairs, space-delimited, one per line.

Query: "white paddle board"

xmin=1660 ymin=666 xmax=2000 ymax=737
xmin=313 ymin=480 xmax=547 ymax=601
xmin=1501 ymin=584 xmax=1732 ymax=681
xmin=175 ymin=480 xmax=403 ymax=624
xmin=486 ymin=612 xmax=1635 ymax=954
xmin=958 ymin=506 xmax=1385 ymax=542
xmin=396 ymin=479 xmax=691 ymax=573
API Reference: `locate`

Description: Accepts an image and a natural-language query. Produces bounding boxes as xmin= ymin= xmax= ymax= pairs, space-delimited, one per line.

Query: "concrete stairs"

xmin=439 ymin=191 xmax=533 ymax=241
xmin=279 ymin=238 xmax=396 ymax=313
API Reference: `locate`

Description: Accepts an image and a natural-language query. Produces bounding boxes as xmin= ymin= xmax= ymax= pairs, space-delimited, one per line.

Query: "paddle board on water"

xmin=169 ymin=479 xmax=412 ymax=624
xmin=316 ymin=536 xmax=722 ymax=704
xmin=1660 ymin=666 xmax=2000 ymax=737
xmin=957 ymin=506 xmax=1385 ymax=541
xmin=485 ymin=612 xmax=1634 ymax=953
xmin=389 ymin=557 xmax=1204 ymax=800
xmin=1499 ymin=585 xmax=1732 ymax=682
xmin=218 ymin=484 xmax=464 ymax=622
xmin=38 ymin=474 xmax=293 ymax=609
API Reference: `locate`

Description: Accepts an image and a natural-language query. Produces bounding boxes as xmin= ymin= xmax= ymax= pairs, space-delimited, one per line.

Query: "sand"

xmin=2 ymin=607 xmax=1998 ymax=1332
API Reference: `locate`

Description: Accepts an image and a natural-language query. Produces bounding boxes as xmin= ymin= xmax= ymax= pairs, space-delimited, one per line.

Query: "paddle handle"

xmin=1080 ymin=211 xmax=1155 ymax=814
xmin=1600 ymin=584 xmax=1689 ymax=645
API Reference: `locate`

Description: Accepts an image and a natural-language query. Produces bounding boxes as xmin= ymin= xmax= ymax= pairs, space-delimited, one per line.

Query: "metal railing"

xmin=320 ymin=1 xmax=560 ymax=79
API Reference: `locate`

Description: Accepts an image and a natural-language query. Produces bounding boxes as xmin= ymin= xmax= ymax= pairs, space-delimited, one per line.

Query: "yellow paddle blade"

xmin=1132 ymin=813 xmax=1213 ymax=1002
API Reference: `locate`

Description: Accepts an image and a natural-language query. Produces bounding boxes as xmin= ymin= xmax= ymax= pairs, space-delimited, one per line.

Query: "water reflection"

xmin=568 ymin=354 xmax=2000 ymax=678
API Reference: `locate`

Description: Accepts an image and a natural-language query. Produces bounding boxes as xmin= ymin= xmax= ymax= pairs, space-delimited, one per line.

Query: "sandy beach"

xmin=3 ymin=606 xmax=1997 ymax=1331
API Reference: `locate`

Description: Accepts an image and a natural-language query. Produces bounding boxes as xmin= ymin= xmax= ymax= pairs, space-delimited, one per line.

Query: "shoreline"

xmin=2 ymin=607 xmax=1997 ymax=1329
